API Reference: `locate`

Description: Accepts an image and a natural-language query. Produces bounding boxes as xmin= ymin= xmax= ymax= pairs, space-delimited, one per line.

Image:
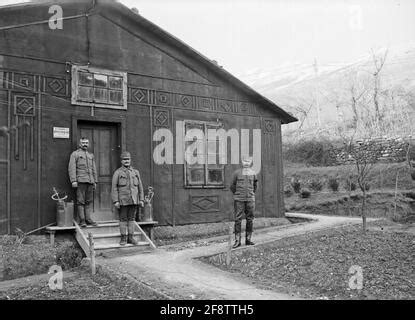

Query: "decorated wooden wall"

xmin=0 ymin=1 xmax=292 ymax=232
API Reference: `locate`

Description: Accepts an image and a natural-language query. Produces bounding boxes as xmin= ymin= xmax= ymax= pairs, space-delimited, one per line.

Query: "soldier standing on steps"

xmin=68 ymin=137 xmax=98 ymax=228
xmin=230 ymin=156 xmax=258 ymax=248
xmin=111 ymin=151 xmax=144 ymax=246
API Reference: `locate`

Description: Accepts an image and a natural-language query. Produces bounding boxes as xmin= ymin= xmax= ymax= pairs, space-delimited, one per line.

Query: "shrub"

xmin=308 ymin=179 xmax=324 ymax=192
xmin=284 ymin=185 xmax=293 ymax=197
xmin=290 ymin=177 xmax=301 ymax=193
xmin=56 ymin=243 xmax=83 ymax=270
xmin=328 ymin=177 xmax=339 ymax=192
xmin=283 ymin=139 xmax=337 ymax=167
xmin=300 ymin=188 xmax=311 ymax=198
xmin=344 ymin=177 xmax=357 ymax=191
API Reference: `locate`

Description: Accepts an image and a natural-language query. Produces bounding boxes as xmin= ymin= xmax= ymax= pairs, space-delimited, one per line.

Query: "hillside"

xmin=238 ymin=44 xmax=415 ymax=140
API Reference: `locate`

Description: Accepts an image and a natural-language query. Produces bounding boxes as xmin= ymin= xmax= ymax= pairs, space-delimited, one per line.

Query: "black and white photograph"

xmin=0 ymin=0 xmax=414 ymax=307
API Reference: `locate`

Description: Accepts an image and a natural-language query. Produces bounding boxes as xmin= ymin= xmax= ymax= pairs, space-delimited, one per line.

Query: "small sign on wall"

xmin=53 ymin=127 xmax=69 ymax=139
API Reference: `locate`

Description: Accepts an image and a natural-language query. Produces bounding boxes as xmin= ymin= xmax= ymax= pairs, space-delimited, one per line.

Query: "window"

xmin=71 ymin=66 xmax=127 ymax=109
xmin=184 ymin=120 xmax=225 ymax=188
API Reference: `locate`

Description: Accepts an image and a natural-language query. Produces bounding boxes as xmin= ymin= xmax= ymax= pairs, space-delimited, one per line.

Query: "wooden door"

xmin=78 ymin=122 xmax=120 ymax=221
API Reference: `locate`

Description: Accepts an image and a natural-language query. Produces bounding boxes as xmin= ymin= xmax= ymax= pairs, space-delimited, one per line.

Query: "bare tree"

xmin=337 ymin=126 xmax=382 ymax=232
xmin=346 ymin=70 xmax=370 ymax=129
xmin=371 ymin=48 xmax=389 ymax=125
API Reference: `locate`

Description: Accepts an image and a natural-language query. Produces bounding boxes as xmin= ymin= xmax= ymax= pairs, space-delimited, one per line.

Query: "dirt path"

xmin=99 ymin=213 xmax=371 ymax=300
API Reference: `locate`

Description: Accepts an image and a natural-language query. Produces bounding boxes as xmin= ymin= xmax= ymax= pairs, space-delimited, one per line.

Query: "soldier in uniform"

xmin=230 ymin=156 xmax=258 ymax=248
xmin=68 ymin=137 xmax=98 ymax=227
xmin=111 ymin=151 xmax=144 ymax=246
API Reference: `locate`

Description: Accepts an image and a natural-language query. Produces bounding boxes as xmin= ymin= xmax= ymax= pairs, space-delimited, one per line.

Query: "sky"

xmin=1 ymin=0 xmax=415 ymax=76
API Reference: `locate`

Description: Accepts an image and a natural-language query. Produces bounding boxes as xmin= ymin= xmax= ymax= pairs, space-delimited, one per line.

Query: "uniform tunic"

xmin=68 ymin=148 xmax=98 ymax=184
xmin=111 ymin=166 xmax=144 ymax=206
xmin=230 ymin=167 xmax=258 ymax=234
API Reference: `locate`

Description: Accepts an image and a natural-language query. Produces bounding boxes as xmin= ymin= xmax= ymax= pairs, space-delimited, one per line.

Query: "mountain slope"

xmin=238 ymin=44 xmax=415 ymax=137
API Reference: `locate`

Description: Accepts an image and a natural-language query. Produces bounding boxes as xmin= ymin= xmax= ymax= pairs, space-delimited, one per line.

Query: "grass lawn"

xmin=201 ymin=220 xmax=415 ymax=300
xmin=0 ymin=267 xmax=165 ymax=300
xmin=1 ymin=235 xmax=83 ymax=281
xmin=285 ymin=189 xmax=415 ymax=222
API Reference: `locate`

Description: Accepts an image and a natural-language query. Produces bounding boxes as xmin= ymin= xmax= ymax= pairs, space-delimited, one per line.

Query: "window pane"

xmin=109 ymin=76 xmax=123 ymax=89
xmin=94 ymin=88 xmax=108 ymax=102
xmin=78 ymin=86 xmax=93 ymax=101
xmin=94 ymin=74 xmax=108 ymax=88
xmin=186 ymin=165 xmax=204 ymax=185
xmin=78 ymin=72 xmax=93 ymax=86
xmin=185 ymin=122 xmax=204 ymax=132
xmin=207 ymin=167 xmax=224 ymax=184
xmin=109 ymin=90 xmax=123 ymax=104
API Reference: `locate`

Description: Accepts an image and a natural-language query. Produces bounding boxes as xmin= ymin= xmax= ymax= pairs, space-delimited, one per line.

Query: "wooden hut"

xmin=0 ymin=0 xmax=297 ymax=234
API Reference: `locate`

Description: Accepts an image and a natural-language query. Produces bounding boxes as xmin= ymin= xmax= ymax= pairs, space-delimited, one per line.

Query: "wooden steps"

xmin=74 ymin=220 xmax=156 ymax=257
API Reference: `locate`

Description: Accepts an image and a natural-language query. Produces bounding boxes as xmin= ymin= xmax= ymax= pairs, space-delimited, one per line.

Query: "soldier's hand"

xmin=139 ymin=201 xmax=144 ymax=208
xmin=93 ymin=183 xmax=97 ymax=190
xmin=71 ymin=182 xmax=78 ymax=188
xmin=114 ymin=202 xmax=120 ymax=209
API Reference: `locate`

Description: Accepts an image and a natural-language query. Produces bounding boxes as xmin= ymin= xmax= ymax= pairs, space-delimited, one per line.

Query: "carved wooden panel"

xmin=129 ymin=87 xmax=149 ymax=104
xmin=45 ymin=77 xmax=68 ymax=96
xmin=128 ymin=85 xmax=260 ymax=117
xmin=0 ymin=70 xmax=69 ymax=97
xmin=177 ymin=94 xmax=194 ymax=109
xmin=12 ymin=93 xmax=36 ymax=170
xmin=155 ymin=91 xmax=172 ymax=106
xmin=12 ymin=72 xmax=36 ymax=92
xmin=190 ymin=195 xmax=220 ymax=213
xmin=197 ymin=96 xmax=215 ymax=111
xmin=153 ymin=107 xmax=171 ymax=128
xmin=263 ymin=119 xmax=276 ymax=134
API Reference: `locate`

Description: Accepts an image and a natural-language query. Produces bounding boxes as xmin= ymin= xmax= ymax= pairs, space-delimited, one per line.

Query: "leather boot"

xmin=245 ymin=232 xmax=255 ymax=246
xmin=127 ymin=221 xmax=138 ymax=245
xmin=77 ymin=205 xmax=86 ymax=227
xmin=85 ymin=204 xmax=97 ymax=226
xmin=232 ymin=233 xmax=241 ymax=249
xmin=119 ymin=221 xmax=127 ymax=246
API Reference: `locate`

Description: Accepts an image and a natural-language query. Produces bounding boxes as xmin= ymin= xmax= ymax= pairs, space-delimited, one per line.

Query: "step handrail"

xmin=134 ymin=221 xmax=156 ymax=249
xmin=74 ymin=220 xmax=91 ymax=257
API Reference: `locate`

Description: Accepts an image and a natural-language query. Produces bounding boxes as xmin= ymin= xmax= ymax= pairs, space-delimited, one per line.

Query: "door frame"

xmin=71 ymin=114 xmax=126 ymax=152
xmin=71 ymin=114 xmax=126 ymax=220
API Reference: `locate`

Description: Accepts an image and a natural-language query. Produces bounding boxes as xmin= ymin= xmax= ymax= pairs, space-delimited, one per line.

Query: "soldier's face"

xmin=121 ymin=158 xmax=131 ymax=167
xmin=242 ymin=159 xmax=252 ymax=168
xmin=80 ymin=139 xmax=89 ymax=150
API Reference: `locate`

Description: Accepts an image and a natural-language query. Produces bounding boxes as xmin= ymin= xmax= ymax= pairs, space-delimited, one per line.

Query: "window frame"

xmin=71 ymin=65 xmax=128 ymax=110
xmin=183 ymin=120 xmax=226 ymax=189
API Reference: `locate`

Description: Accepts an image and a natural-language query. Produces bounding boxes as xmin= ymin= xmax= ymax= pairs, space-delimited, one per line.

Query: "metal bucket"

xmin=56 ymin=200 xmax=74 ymax=227
xmin=142 ymin=203 xmax=153 ymax=222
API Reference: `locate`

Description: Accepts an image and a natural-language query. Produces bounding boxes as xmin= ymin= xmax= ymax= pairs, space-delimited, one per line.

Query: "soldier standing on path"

xmin=230 ymin=156 xmax=258 ymax=248
xmin=68 ymin=137 xmax=98 ymax=227
xmin=111 ymin=151 xmax=144 ymax=246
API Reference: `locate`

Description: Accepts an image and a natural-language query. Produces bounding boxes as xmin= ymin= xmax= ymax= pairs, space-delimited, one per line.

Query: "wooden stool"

xmin=45 ymin=226 xmax=76 ymax=245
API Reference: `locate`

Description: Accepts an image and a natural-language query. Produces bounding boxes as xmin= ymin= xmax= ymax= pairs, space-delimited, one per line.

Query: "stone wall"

xmin=334 ymin=136 xmax=414 ymax=165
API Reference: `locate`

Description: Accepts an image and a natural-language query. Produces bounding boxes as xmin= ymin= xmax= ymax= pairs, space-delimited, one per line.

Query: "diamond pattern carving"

xmin=14 ymin=96 xmax=35 ymax=117
xmin=190 ymin=195 xmax=219 ymax=213
xmin=131 ymin=88 xmax=148 ymax=103
xmin=154 ymin=109 xmax=170 ymax=127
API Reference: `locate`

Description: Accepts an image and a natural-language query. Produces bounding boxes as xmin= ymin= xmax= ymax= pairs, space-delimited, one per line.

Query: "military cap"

xmin=120 ymin=151 xmax=131 ymax=159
